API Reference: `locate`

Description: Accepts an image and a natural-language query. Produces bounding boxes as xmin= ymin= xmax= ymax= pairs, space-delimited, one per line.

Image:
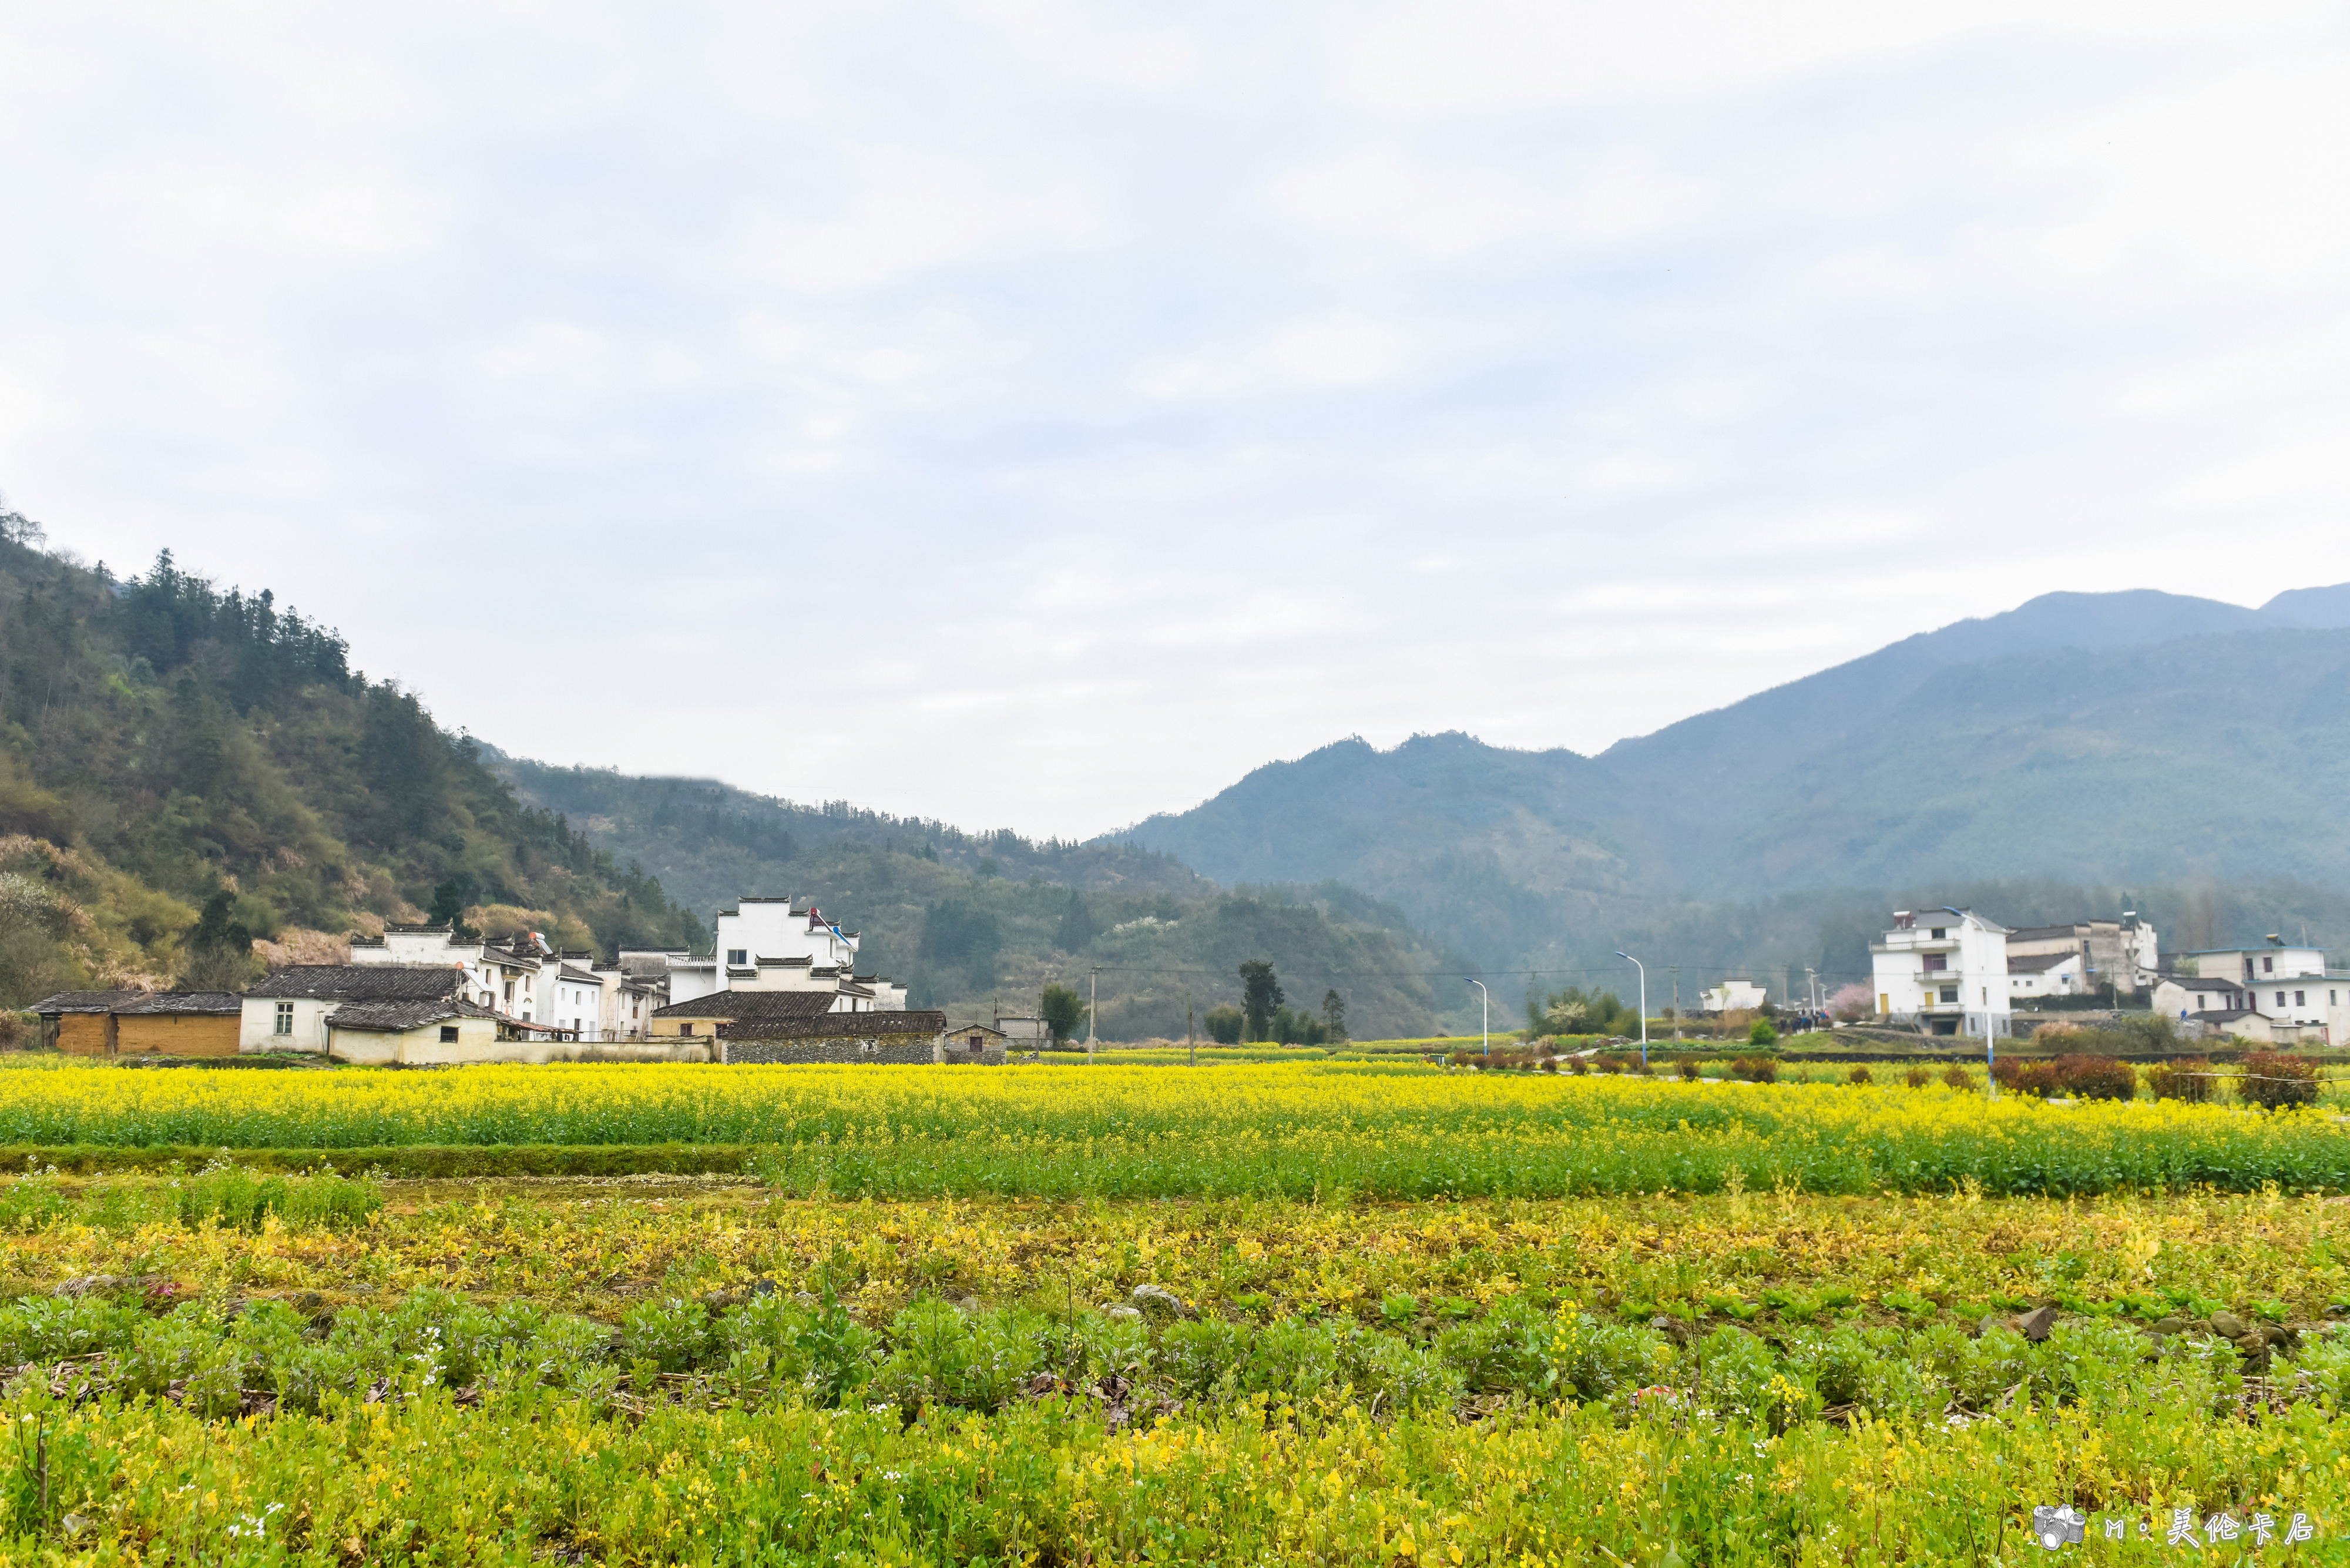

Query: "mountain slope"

xmin=0 ymin=516 xmax=702 ymax=1003
xmin=1114 ymin=586 xmax=2350 ymax=968
xmin=492 ymin=756 xmax=1482 ymax=1038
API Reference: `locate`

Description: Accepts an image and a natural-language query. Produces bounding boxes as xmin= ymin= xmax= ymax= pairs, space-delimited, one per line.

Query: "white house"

xmin=2006 ymin=916 xmax=2160 ymax=996
xmin=1871 ymin=908 xmax=2011 ymax=1039
xmin=648 ymin=897 xmax=905 ymax=1015
xmin=2150 ymin=973 xmax=2249 ymax=1021
xmin=2177 ymin=941 xmax=2350 ymax=1044
xmin=2006 ymin=951 xmax=2086 ymax=1000
xmin=1700 ymin=978 xmax=1771 ymax=1013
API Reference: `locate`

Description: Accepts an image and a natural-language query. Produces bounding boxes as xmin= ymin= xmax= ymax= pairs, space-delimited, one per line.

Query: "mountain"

xmin=1114 ymin=586 xmax=2350 ymax=972
xmin=490 ymin=757 xmax=1480 ymax=1038
xmin=0 ymin=516 xmax=702 ymax=1004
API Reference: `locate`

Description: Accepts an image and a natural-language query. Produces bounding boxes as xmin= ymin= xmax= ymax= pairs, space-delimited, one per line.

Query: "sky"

xmin=3 ymin=1 xmax=2348 ymax=840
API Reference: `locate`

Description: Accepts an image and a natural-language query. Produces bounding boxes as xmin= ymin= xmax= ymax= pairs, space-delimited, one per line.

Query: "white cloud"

xmin=1 ymin=1 xmax=2348 ymax=838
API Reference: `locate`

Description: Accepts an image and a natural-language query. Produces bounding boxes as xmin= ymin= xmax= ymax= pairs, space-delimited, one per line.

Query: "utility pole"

xmin=1463 ymin=978 xmax=1490 ymax=1059
xmin=1670 ymin=966 xmax=1681 ymax=1041
xmin=1187 ymin=997 xmax=1195 ymax=1067
xmin=1087 ymin=967 xmax=1099 ymax=1063
xmin=1804 ymin=967 xmax=1817 ymax=1029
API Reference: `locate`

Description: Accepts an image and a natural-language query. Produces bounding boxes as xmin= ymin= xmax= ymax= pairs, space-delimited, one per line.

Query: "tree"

xmin=1322 ymin=988 xmax=1347 ymax=1043
xmin=1238 ymin=959 xmax=1283 ymax=1042
xmin=1748 ymin=1018 xmax=1778 ymax=1046
xmin=1271 ymin=1005 xmax=1328 ymax=1046
xmin=179 ymin=891 xmax=258 ymax=991
xmin=427 ymin=872 xmax=482 ymax=940
xmin=1053 ymin=891 xmax=1097 ymax=952
xmin=1203 ymin=1004 xmax=1244 ymax=1045
xmin=1039 ymin=983 xmax=1087 ymax=1046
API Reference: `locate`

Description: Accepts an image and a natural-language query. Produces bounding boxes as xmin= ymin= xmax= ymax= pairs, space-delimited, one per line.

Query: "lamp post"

xmin=1463 ymin=978 xmax=1489 ymax=1059
xmin=1614 ymin=951 xmax=1648 ymax=1070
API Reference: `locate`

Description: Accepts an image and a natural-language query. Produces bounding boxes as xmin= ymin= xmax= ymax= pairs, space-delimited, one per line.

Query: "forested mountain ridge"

xmin=492 ymin=756 xmax=1482 ymax=1037
xmin=1113 ymin=586 xmax=2350 ymax=973
xmin=0 ymin=516 xmax=701 ymax=1004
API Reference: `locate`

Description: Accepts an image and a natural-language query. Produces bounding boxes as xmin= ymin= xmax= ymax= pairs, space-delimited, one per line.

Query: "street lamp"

xmin=1614 ymin=951 xmax=1649 ymax=1070
xmin=1463 ymin=978 xmax=1489 ymax=1059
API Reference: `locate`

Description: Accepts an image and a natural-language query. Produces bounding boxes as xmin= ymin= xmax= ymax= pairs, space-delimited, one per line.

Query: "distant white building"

xmin=1871 ymin=908 xmax=2011 ymax=1039
xmin=1699 ymin=978 xmax=1770 ymax=1013
xmin=2006 ymin=951 xmax=2086 ymax=1000
xmin=2174 ymin=941 xmax=2349 ymax=1045
xmin=650 ymin=897 xmax=905 ymax=1015
xmin=2006 ymin=917 xmax=2160 ymax=996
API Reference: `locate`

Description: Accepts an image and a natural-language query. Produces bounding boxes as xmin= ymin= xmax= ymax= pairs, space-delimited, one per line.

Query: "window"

xmin=2277 ymin=992 xmax=2287 ymax=1008
xmin=1922 ymin=954 xmax=1947 ymax=972
xmin=273 ymin=1002 xmax=294 ymax=1036
xmin=1939 ymin=986 xmax=1959 ymax=1004
xmin=680 ymin=1023 xmax=694 ymax=1036
xmin=2295 ymin=991 xmax=2306 ymax=1008
xmin=2264 ymin=955 xmax=2275 ymax=973
xmin=1929 ymin=927 xmax=1946 ymax=940
xmin=2333 ymin=991 xmax=2341 ymax=1006
xmin=728 ymin=949 xmax=748 ymax=966
xmin=439 ymin=1025 xmax=459 ymax=1043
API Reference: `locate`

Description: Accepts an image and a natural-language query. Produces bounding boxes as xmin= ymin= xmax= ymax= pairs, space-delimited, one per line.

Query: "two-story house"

xmin=1871 ymin=908 xmax=2012 ymax=1039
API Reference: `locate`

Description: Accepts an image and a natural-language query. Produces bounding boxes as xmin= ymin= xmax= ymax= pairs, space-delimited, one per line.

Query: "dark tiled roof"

xmin=2007 ymin=953 xmax=2081 ymax=974
xmin=120 ymin=992 xmax=244 ymax=1016
xmin=946 ymin=1022 xmax=1006 ymax=1038
xmin=30 ymin=989 xmax=150 ymax=1015
xmin=653 ymin=991 xmax=837 ymax=1020
xmin=557 ymin=965 xmax=602 ymax=985
xmin=327 ymin=999 xmax=504 ymax=1034
xmin=249 ymin=966 xmax=466 ymax=1002
xmin=719 ymin=1009 xmax=947 ymax=1042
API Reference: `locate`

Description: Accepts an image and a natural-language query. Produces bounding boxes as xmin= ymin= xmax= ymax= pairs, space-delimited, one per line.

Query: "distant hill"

xmin=1114 ymin=587 xmax=2350 ymax=972
xmin=492 ymin=757 xmax=1479 ymax=1038
xmin=0 ymin=517 xmax=701 ymax=1005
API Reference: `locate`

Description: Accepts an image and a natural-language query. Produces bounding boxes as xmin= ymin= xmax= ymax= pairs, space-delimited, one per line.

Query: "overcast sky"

xmin=4 ymin=2 xmax=2348 ymax=839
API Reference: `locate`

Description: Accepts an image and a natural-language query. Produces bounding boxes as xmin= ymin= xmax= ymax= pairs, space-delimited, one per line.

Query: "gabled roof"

xmin=248 ymin=965 xmax=467 ymax=1002
xmin=2007 ymin=952 xmax=2082 ymax=975
xmin=556 ymin=965 xmax=602 ymax=985
xmin=30 ymin=989 xmax=151 ymax=1015
xmin=719 ymin=1009 xmax=947 ymax=1042
xmin=947 ymin=1021 xmax=1008 ymax=1038
xmin=121 ymin=991 xmax=244 ymax=1016
xmin=326 ymin=999 xmax=505 ymax=1034
xmin=652 ymin=990 xmax=838 ymax=1020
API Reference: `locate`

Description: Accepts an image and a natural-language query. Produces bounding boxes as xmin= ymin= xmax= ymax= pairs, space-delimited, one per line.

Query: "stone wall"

xmin=722 ymin=1034 xmax=940 ymax=1065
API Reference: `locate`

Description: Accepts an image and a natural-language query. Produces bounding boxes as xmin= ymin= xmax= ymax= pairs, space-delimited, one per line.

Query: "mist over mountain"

xmin=1113 ymin=586 xmax=2350 ymax=977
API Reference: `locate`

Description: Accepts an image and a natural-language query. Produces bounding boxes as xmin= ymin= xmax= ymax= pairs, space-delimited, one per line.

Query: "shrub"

xmin=1941 ymin=1063 xmax=1972 ymax=1090
xmin=1748 ymin=1019 xmax=1778 ymax=1047
xmin=1905 ymin=1065 xmax=1930 ymax=1089
xmin=2146 ymin=1058 xmax=2215 ymax=1103
xmin=1677 ymin=1057 xmax=1702 ymax=1081
xmin=1567 ymin=1056 xmax=1589 ymax=1076
xmin=2054 ymin=1055 xmax=2136 ymax=1102
xmin=1730 ymin=1056 xmax=1777 ymax=1084
xmin=2239 ymin=1052 xmax=2320 ymax=1111
xmin=1991 ymin=1059 xmax=2060 ymax=1098
xmin=1847 ymin=1065 xmax=1872 ymax=1086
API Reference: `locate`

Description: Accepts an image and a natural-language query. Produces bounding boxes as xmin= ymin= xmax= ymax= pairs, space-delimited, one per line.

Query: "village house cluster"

xmin=1861 ymin=908 xmax=2347 ymax=1046
xmin=32 ymin=895 xmax=951 ymax=1065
